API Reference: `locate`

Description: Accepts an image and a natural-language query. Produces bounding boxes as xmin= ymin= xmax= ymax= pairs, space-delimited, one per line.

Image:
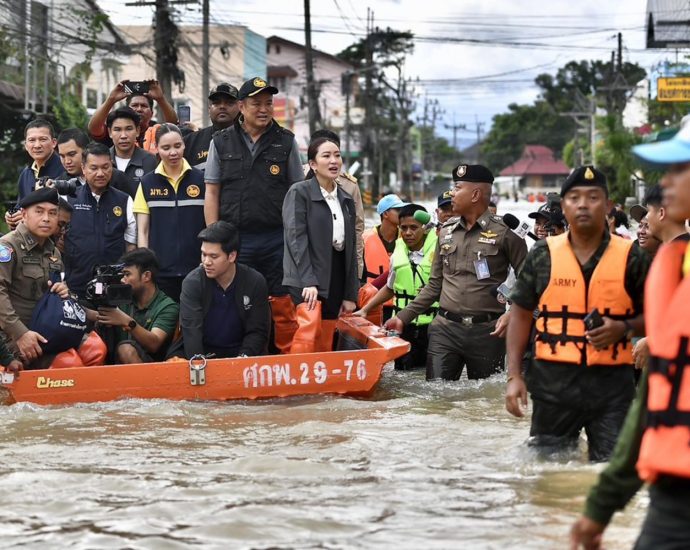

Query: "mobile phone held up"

xmin=177 ymin=105 xmax=191 ymax=124
xmin=124 ymin=80 xmax=150 ymax=94
xmin=584 ymin=309 xmax=604 ymax=331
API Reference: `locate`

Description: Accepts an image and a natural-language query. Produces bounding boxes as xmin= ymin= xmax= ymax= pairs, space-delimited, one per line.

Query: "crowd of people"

xmin=0 ymin=73 xmax=688 ymax=548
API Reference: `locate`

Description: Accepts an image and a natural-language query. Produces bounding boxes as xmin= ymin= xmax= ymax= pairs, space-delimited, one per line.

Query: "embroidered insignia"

xmin=113 ymin=206 xmax=123 ymax=217
xmin=456 ymin=165 xmax=467 ymax=178
xmin=254 ymin=78 xmax=267 ymax=88
xmin=187 ymin=185 xmax=201 ymax=198
xmin=480 ymin=230 xmax=498 ymax=239
xmin=270 ymin=164 xmax=281 ymax=175
xmin=584 ymin=167 xmax=594 ymax=180
xmin=0 ymin=244 xmax=13 ymax=263
xmin=135 ymin=168 xmax=145 ymax=178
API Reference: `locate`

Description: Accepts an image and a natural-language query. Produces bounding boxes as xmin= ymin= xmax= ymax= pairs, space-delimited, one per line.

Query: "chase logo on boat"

xmin=36 ymin=377 xmax=75 ymax=389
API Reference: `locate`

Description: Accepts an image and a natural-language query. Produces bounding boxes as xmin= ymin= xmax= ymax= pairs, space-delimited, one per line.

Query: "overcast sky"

xmin=97 ymin=0 xmax=677 ymax=149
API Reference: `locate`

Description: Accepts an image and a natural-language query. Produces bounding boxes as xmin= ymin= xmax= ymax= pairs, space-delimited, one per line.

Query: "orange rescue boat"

xmin=0 ymin=317 xmax=409 ymax=406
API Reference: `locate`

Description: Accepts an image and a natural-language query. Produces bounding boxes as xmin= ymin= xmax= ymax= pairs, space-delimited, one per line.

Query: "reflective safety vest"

xmin=391 ymin=231 xmax=439 ymax=325
xmin=534 ymin=232 xmax=634 ymax=367
xmin=363 ymin=226 xmax=394 ymax=282
xmin=637 ymin=238 xmax=690 ymax=483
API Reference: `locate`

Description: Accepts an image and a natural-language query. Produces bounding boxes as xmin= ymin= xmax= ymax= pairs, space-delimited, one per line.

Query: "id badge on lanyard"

xmin=473 ymin=251 xmax=490 ymax=280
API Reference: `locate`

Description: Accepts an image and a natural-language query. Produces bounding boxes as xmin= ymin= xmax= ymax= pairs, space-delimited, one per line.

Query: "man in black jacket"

xmin=179 ymin=221 xmax=270 ymax=358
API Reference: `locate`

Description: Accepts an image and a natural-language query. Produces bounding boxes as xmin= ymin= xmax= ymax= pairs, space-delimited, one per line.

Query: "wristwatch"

xmin=127 ymin=319 xmax=137 ymax=331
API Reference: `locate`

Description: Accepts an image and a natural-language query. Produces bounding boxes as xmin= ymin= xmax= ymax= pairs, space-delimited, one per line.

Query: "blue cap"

xmin=632 ymin=124 xmax=690 ymax=165
xmin=376 ymin=194 xmax=408 ymax=215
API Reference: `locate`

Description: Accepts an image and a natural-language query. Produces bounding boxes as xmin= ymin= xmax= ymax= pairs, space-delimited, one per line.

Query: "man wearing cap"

xmin=435 ymin=190 xmax=454 ymax=226
xmin=358 ymin=194 xmax=407 ymax=323
xmin=385 ymin=164 xmax=527 ymax=380
xmin=203 ymin=76 xmax=303 ymax=353
xmin=184 ymin=82 xmax=240 ymax=172
xmin=0 ymin=187 xmax=70 ymax=368
xmin=630 ymin=202 xmax=661 ymax=259
xmin=506 ymin=165 xmax=650 ymax=462
xmin=570 ymin=126 xmax=690 ymax=550
xmin=529 ymin=203 xmax=566 ymax=240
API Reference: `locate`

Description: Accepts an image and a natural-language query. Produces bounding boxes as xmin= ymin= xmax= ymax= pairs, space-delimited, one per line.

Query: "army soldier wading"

xmin=386 ymin=164 xmax=527 ymax=380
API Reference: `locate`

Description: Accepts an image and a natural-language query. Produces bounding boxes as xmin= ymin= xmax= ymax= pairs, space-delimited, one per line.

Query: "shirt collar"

xmin=155 ymin=158 xmax=192 ymax=181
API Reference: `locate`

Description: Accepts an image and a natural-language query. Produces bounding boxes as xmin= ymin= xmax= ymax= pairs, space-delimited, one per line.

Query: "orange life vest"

xmin=534 ymin=232 xmax=634 ymax=367
xmin=142 ymin=124 xmax=160 ymax=154
xmin=637 ymin=238 xmax=690 ymax=483
xmin=363 ymin=226 xmax=394 ymax=283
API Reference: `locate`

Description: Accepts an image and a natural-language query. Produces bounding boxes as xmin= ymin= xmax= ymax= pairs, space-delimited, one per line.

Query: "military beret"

xmin=19 ymin=187 xmax=59 ymax=209
xmin=452 ymin=164 xmax=494 ymax=184
xmin=560 ymin=165 xmax=608 ymax=197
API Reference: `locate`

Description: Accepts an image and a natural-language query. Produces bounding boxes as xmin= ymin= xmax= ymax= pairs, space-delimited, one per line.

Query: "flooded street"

xmin=0 ymin=369 xmax=646 ymax=549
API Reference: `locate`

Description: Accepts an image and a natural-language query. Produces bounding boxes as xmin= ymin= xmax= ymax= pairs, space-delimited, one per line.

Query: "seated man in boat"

xmin=0 ymin=187 xmax=71 ymax=370
xmin=96 ymin=248 xmax=179 ymax=364
xmin=179 ymin=221 xmax=270 ymax=358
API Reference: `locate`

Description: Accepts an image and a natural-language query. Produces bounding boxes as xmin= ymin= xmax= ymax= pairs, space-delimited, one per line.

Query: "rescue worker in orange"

xmin=569 ymin=126 xmax=690 ymax=549
xmin=505 ymin=166 xmax=650 ymax=462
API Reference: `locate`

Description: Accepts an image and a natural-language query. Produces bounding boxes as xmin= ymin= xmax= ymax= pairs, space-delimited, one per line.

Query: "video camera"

xmin=85 ymin=264 xmax=132 ymax=307
xmin=36 ymin=176 xmax=79 ymax=197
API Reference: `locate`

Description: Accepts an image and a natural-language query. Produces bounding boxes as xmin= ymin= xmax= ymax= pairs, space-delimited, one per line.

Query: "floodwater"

xmin=0 ymin=369 xmax=646 ymax=549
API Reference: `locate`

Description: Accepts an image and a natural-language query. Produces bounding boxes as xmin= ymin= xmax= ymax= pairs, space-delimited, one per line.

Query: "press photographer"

xmin=94 ymin=249 xmax=178 ymax=364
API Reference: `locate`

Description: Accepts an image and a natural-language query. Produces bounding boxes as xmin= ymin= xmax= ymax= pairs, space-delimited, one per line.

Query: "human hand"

xmin=490 ymin=312 xmax=510 ymax=337
xmin=180 ymin=121 xmax=198 ymax=132
xmin=633 ymin=337 xmax=649 ymax=370
xmin=586 ymin=317 xmax=626 ymax=350
xmin=4 ymin=359 xmax=23 ymax=376
xmin=301 ymin=287 xmax=319 ymax=310
xmin=5 ymin=209 xmax=22 ymax=231
xmin=146 ymin=80 xmax=163 ymax=102
xmin=97 ymin=307 xmax=131 ymax=328
xmin=352 ymin=308 xmax=367 ymax=317
xmin=16 ymin=331 xmax=46 ymax=362
xmin=339 ymin=300 xmax=356 ymax=316
xmin=108 ymin=81 xmax=129 ymax=103
xmin=569 ymin=516 xmax=605 ymax=550
xmin=383 ymin=316 xmax=404 ymax=333
xmin=48 ymin=280 xmax=70 ymax=299
xmin=505 ymin=376 xmax=528 ymax=417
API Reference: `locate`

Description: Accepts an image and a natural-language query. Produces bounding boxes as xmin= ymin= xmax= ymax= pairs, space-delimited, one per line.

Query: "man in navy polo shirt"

xmin=179 ymin=221 xmax=270 ymax=358
xmin=5 ymin=119 xmax=64 ymax=230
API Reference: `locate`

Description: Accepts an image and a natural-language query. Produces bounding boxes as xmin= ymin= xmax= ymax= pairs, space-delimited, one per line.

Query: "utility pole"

xmin=444 ymin=115 xmax=466 ymax=151
xmin=474 ymin=115 xmax=485 ymax=162
xmin=342 ymin=71 xmax=352 ymax=167
xmin=202 ymin=0 xmax=210 ymax=126
xmin=364 ymin=8 xmax=375 ymax=197
xmin=304 ymin=0 xmax=321 ymax=135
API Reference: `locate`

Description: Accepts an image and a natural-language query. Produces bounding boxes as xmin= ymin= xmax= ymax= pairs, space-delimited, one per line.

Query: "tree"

xmin=595 ymin=115 xmax=643 ymax=203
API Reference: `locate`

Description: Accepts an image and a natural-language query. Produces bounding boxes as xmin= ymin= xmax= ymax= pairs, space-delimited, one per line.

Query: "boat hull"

xmin=0 ymin=317 xmax=409 ymax=406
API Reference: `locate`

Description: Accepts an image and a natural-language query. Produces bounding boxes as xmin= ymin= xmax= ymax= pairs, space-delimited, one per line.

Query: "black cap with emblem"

xmin=238 ymin=77 xmax=279 ymax=100
xmin=437 ymin=190 xmax=453 ymax=207
xmin=209 ymin=82 xmax=239 ymax=100
xmin=19 ymin=187 xmax=59 ymax=209
xmin=452 ymin=164 xmax=494 ymax=184
xmin=560 ymin=165 xmax=608 ymax=197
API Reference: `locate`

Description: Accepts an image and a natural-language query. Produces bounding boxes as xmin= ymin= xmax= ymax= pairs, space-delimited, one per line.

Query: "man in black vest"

xmin=203 ymin=77 xmax=304 ymax=353
xmin=184 ymin=82 xmax=239 ymax=172
xmin=64 ymin=143 xmax=137 ymax=298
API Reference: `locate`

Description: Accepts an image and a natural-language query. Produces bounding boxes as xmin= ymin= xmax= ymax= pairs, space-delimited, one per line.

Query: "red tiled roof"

xmin=500 ymin=145 xmax=570 ymax=176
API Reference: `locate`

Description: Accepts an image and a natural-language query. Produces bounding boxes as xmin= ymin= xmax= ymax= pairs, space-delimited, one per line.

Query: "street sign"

xmin=657 ymin=77 xmax=690 ymax=102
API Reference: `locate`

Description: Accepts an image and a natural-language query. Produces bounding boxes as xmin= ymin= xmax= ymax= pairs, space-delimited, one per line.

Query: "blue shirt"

xmin=203 ymin=280 xmax=243 ymax=358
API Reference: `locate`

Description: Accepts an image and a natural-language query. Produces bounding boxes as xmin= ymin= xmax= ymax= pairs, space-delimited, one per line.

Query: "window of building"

xmin=86 ymin=88 xmax=98 ymax=110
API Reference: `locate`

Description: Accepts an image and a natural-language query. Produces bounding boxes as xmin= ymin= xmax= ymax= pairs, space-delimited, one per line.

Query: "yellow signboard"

xmin=657 ymin=77 xmax=690 ymax=102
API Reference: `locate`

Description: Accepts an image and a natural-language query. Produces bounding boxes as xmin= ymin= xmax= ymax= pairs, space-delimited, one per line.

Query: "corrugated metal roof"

xmin=647 ymin=0 xmax=690 ymax=48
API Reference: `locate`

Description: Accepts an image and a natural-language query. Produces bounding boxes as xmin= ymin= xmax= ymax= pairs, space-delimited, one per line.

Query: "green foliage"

xmin=52 ymin=92 xmax=89 ymax=130
xmin=481 ymin=101 xmax=574 ymax=174
xmin=594 ymin=115 xmax=643 ymax=202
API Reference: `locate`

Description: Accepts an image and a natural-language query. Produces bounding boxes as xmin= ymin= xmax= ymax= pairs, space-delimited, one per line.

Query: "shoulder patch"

xmin=0 ymin=243 xmax=14 ymax=263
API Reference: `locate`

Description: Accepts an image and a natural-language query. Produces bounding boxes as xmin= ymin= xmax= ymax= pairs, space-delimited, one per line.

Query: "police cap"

xmin=209 ymin=82 xmax=239 ymax=100
xmin=19 ymin=187 xmax=59 ymax=209
xmin=238 ymin=77 xmax=279 ymax=100
xmin=452 ymin=164 xmax=494 ymax=184
xmin=528 ymin=203 xmax=552 ymax=221
xmin=560 ymin=165 xmax=608 ymax=197
xmin=437 ymin=190 xmax=453 ymax=207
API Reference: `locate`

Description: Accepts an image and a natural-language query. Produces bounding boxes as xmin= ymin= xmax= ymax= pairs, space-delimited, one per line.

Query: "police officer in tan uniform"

xmin=0 ymin=187 xmax=70 ymax=369
xmin=385 ymin=164 xmax=527 ymax=380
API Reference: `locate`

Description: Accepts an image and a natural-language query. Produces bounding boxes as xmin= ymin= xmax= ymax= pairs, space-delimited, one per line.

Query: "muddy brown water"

xmin=0 ymin=368 xmax=646 ymax=549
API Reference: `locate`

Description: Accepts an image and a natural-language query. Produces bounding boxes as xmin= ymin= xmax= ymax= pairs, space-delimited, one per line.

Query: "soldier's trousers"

xmin=635 ymin=481 xmax=690 ymax=550
xmin=425 ymin=315 xmax=505 ymax=380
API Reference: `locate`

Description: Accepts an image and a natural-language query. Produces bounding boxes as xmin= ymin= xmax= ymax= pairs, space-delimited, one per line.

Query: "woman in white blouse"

xmin=282 ymin=137 xmax=358 ymax=353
